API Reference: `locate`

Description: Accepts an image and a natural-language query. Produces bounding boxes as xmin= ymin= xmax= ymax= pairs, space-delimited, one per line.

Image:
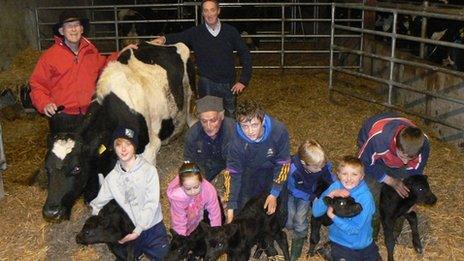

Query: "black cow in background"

xmin=380 ymin=175 xmax=437 ymax=261
xmin=76 ymin=200 xmax=135 ymax=260
xmin=42 ymin=42 xmax=194 ymax=222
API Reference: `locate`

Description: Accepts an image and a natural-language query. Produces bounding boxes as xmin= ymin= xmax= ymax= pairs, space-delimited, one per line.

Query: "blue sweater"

xmin=165 ymin=23 xmax=252 ymax=86
xmin=287 ymin=155 xmax=336 ymax=202
xmin=357 ymin=112 xmax=430 ymax=182
xmin=184 ymin=117 xmax=236 ymax=180
xmin=312 ymin=180 xmax=375 ymax=250
xmin=224 ymin=115 xmax=291 ymax=210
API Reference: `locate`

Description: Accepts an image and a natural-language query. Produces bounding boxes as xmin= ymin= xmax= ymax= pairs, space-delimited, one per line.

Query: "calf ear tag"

xmin=98 ymin=144 xmax=107 ymax=155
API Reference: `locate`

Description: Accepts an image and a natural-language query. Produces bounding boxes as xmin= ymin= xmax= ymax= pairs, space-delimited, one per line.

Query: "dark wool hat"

xmin=112 ymin=126 xmax=138 ymax=149
xmin=196 ymin=95 xmax=224 ymax=113
xmin=53 ymin=10 xmax=89 ymax=36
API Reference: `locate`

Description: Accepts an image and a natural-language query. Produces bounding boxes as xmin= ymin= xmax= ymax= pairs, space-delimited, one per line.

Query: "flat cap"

xmin=196 ymin=95 xmax=224 ymax=113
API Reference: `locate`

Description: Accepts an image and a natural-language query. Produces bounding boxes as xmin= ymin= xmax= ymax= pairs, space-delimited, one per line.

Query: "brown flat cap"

xmin=196 ymin=95 xmax=224 ymax=113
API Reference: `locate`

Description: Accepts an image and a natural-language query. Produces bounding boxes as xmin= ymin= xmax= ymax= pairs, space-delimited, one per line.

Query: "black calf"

xmin=202 ymin=193 xmax=290 ymax=261
xmin=165 ymin=223 xmax=207 ymax=261
xmin=380 ymin=175 xmax=437 ymax=261
xmin=308 ymin=196 xmax=363 ymax=256
xmin=76 ymin=200 xmax=135 ymax=260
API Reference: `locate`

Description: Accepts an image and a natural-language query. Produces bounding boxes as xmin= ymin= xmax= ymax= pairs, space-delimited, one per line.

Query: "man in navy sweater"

xmin=184 ymin=95 xmax=235 ymax=182
xmin=223 ymin=99 xmax=291 ymax=223
xmin=151 ymin=0 xmax=252 ymax=117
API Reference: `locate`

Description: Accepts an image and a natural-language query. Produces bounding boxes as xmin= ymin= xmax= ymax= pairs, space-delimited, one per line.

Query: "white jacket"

xmin=90 ymin=155 xmax=163 ymax=234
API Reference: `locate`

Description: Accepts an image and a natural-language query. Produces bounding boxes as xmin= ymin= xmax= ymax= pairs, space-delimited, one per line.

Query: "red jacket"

xmin=29 ymin=36 xmax=118 ymax=115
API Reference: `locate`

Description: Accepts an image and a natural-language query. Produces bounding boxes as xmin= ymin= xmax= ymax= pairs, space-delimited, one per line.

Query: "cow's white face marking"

xmin=52 ymin=139 xmax=76 ymax=160
xmin=431 ymin=29 xmax=447 ymax=41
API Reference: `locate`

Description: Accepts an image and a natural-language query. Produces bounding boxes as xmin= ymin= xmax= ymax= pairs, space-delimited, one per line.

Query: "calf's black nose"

xmin=42 ymin=205 xmax=64 ymax=221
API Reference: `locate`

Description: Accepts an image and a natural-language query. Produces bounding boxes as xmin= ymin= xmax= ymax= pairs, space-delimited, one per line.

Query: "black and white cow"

xmin=42 ymin=42 xmax=194 ymax=221
xmin=380 ymin=175 xmax=437 ymax=261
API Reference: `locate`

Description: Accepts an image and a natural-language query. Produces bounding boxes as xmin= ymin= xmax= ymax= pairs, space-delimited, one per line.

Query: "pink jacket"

xmin=167 ymin=176 xmax=222 ymax=236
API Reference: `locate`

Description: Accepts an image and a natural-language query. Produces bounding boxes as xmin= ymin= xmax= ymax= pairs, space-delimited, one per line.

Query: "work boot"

xmin=290 ymin=237 xmax=305 ymax=261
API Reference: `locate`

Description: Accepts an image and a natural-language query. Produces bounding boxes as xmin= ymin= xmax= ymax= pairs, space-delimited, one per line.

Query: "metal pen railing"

xmin=329 ymin=2 xmax=464 ymax=132
xmin=35 ymin=2 xmax=362 ymax=69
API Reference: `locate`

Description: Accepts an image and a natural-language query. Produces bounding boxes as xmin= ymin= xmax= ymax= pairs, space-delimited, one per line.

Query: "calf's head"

xmin=166 ymin=229 xmax=191 ymax=261
xmin=201 ymin=222 xmax=238 ymax=261
xmin=76 ymin=200 xmax=134 ymax=245
xmin=323 ymin=196 xmax=363 ymax=217
xmin=405 ymin=175 xmax=437 ymax=205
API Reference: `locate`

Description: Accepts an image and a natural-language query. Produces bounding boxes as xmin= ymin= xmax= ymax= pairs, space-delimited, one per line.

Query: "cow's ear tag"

xmin=98 ymin=144 xmax=107 ymax=155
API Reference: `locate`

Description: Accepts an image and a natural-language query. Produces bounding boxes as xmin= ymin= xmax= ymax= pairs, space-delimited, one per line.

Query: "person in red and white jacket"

xmin=357 ymin=112 xmax=430 ymax=199
xmin=29 ymin=10 xmax=135 ymax=133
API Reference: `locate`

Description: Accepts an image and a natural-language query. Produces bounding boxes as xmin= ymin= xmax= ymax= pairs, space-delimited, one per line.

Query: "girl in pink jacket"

xmin=167 ymin=162 xmax=222 ymax=236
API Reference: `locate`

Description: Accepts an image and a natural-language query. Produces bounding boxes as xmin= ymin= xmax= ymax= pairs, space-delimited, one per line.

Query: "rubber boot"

xmin=290 ymin=237 xmax=305 ymax=261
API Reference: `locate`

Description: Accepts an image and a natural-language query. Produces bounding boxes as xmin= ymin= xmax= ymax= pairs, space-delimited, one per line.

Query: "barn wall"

xmin=362 ymin=37 xmax=464 ymax=151
xmin=0 ymin=0 xmax=89 ymax=70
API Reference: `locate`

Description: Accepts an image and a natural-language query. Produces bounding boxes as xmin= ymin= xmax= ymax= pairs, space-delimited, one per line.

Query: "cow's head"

xmin=323 ymin=196 xmax=363 ymax=218
xmin=76 ymin=200 xmax=134 ymax=245
xmin=201 ymin=222 xmax=238 ymax=261
xmin=43 ymin=132 xmax=88 ymax=221
xmin=405 ymin=175 xmax=437 ymax=205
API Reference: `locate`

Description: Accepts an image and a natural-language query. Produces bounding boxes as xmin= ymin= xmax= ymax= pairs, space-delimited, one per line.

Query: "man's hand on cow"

xmin=226 ymin=209 xmax=234 ymax=224
xmin=231 ymin=82 xmax=246 ymax=95
xmin=150 ymin=36 xmax=166 ymax=45
xmin=119 ymin=44 xmax=138 ymax=55
xmin=264 ymin=194 xmax=277 ymax=215
xmin=384 ymin=175 xmax=410 ymax=198
xmin=44 ymin=103 xmax=58 ymax=117
xmin=328 ymin=189 xmax=350 ymax=198
xmin=118 ymin=232 xmax=139 ymax=244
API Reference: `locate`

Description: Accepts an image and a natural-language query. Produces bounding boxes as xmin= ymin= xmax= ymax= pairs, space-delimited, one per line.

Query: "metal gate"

xmin=34 ymin=1 xmax=362 ymax=69
xmin=329 ymin=2 xmax=464 ymax=143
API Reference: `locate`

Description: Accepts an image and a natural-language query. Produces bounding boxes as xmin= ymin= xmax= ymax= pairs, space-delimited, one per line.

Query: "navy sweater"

xmin=165 ymin=23 xmax=252 ymax=85
xmin=184 ymin=117 xmax=236 ymax=181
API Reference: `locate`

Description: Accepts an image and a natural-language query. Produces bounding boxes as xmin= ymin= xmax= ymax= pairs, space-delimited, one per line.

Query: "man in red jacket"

xmin=29 ymin=10 xmax=134 ymax=133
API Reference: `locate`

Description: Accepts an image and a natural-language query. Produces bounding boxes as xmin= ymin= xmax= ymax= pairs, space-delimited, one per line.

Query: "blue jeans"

xmin=198 ymin=77 xmax=235 ymax=117
xmin=133 ymin=221 xmax=169 ymax=260
xmin=286 ymin=194 xmax=310 ymax=239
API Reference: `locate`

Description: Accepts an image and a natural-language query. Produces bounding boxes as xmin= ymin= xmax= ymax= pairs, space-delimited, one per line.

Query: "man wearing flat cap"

xmin=29 ymin=10 xmax=135 ymax=133
xmin=184 ymin=96 xmax=235 ymax=184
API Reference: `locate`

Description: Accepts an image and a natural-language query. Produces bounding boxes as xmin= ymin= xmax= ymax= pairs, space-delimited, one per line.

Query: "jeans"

xmin=286 ymin=194 xmax=310 ymax=239
xmin=133 ymin=221 xmax=169 ymax=260
xmin=331 ymin=241 xmax=381 ymax=261
xmin=198 ymin=77 xmax=236 ymax=117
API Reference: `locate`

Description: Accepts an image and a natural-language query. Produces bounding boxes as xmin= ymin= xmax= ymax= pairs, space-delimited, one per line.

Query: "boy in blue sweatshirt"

xmin=312 ymin=156 xmax=380 ymax=261
xmin=286 ymin=139 xmax=336 ymax=260
xmin=223 ymin=99 xmax=291 ymax=223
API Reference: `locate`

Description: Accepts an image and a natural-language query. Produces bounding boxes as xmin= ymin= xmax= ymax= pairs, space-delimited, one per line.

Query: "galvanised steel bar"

xmin=387 ymin=11 xmax=398 ymax=106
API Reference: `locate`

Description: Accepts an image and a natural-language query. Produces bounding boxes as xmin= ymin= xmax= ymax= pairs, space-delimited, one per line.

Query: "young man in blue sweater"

xmin=312 ymin=156 xmax=380 ymax=261
xmin=151 ymin=0 xmax=252 ymax=117
xmin=357 ymin=112 xmax=430 ymax=199
xmin=223 ymin=99 xmax=291 ymax=223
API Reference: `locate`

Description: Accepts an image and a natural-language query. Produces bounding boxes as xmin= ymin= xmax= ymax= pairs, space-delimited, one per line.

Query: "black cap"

xmin=53 ymin=10 xmax=89 ymax=36
xmin=112 ymin=126 xmax=138 ymax=149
